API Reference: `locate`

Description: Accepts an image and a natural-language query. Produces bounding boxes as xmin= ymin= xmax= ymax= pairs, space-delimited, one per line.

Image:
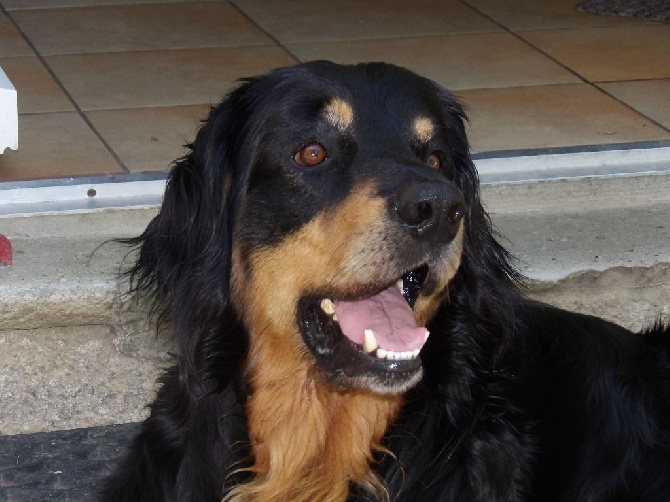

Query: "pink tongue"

xmin=333 ymin=285 xmax=427 ymax=352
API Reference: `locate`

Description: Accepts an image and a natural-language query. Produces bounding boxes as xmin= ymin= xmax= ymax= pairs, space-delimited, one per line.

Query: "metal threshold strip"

xmin=0 ymin=173 xmax=166 ymax=217
xmin=1 ymin=143 xmax=669 ymax=217
xmin=475 ymin=142 xmax=670 ymax=184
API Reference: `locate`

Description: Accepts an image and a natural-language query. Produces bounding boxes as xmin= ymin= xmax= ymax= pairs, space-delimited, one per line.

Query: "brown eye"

xmin=427 ymin=152 xmax=441 ymax=171
xmin=294 ymin=142 xmax=327 ymax=166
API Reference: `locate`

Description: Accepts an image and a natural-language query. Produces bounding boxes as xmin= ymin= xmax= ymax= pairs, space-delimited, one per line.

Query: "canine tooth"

xmin=376 ymin=348 xmax=387 ymax=359
xmin=363 ymin=329 xmax=379 ymax=353
xmin=320 ymin=298 xmax=336 ymax=315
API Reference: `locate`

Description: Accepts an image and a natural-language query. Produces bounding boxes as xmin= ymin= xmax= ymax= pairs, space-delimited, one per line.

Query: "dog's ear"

xmin=124 ymin=82 xmax=256 ymax=381
xmin=133 ymin=99 xmax=243 ymax=307
xmin=431 ymin=86 xmax=520 ymax=340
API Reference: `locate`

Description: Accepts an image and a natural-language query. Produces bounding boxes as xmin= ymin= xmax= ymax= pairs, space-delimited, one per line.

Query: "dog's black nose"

xmin=394 ymin=182 xmax=465 ymax=239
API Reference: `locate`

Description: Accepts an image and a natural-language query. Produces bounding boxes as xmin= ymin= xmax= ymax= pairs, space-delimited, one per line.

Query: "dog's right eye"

xmin=294 ymin=142 xmax=327 ymax=167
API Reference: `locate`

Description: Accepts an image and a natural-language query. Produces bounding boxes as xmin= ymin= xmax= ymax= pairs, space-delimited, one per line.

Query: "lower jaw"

xmin=333 ymin=366 xmax=424 ymax=395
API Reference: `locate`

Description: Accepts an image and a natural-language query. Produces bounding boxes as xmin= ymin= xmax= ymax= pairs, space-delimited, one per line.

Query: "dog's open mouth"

xmin=298 ymin=265 xmax=430 ymax=392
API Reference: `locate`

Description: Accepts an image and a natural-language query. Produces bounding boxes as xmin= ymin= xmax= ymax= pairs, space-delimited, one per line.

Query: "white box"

xmin=0 ymin=66 xmax=18 ymax=154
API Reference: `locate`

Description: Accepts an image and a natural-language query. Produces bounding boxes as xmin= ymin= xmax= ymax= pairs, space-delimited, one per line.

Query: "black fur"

xmin=101 ymin=62 xmax=670 ymax=501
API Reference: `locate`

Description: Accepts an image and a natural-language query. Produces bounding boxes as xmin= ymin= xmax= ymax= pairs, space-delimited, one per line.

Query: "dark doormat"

xmin=577 ymin=0 xmax=670 ymax=23
xmin=0 ymin=423 xmax=139 ymax=501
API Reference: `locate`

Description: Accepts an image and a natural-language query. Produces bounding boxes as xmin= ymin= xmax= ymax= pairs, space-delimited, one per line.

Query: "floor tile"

xmin=0 ymin=113 xmax=123 ymax=181
xmin=10 ymin=2 xmax=273 ymax=56
xmin=233 ymin=0 xmax=501 ymax=44
xmin=457 ymin=84 xmax=670 ymax=152
xmin=464 ymin=0 xmax=643 ymax=30
xmin=521 ymin=24 xmax=670 ymax=82
xmin=85 ymin=105 xmax=211 ymax=173
xmin=288 ymin=32 xmax=580 ymax=90
xmin=0 ymin=56 xmax=73 ymax=114
xmin=599 ymin=79 xmax=670 ymax=130
xmin=0 ymin=12 xmax=33 ymax=57
xmin=45 ymin=46 xmax=296 ymax=110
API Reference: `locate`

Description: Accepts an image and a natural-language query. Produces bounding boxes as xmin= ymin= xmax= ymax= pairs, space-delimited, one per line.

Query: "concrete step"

xmin=0 ymin=209 xmax=170 ymax=435
xmin=0 ymin=175 xmax=668 ymax=435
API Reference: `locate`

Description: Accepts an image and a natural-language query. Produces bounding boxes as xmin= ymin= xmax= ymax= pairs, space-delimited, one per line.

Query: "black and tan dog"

xmin=101 ymin=62 xmax=670 ymax=501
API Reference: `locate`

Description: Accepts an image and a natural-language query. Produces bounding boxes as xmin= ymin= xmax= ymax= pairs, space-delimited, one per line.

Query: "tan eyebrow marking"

xmin=323 ymin=98 xmax=354 ymax=131
xmin=412 ymin=116 xmax=435 ymax=143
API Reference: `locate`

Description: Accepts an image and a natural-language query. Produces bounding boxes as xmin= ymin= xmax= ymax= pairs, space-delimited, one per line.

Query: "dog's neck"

xmin=228 ymin=335 xmax=402 ymax=502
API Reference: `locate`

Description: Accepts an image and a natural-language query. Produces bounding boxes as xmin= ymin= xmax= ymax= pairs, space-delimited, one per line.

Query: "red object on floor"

xmin=0 ymin=234 xmax=12 ymax=266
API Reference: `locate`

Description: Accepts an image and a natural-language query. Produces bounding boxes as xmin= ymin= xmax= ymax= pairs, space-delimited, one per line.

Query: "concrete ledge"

xmin=482 ymin=171 xmax=670 ymax=214
xmin=0 ymin=237 xmax=123 ymax=330
xmin=528 ymin=264 xmax=669 ymax=331
xmin=2 ymin=193 xmax=667 ymax=333
xmin=0 ymin=209 xmax=155 ymax=331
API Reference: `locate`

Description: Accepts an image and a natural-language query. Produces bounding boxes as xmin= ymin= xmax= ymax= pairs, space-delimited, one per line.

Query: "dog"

xmin=101 ymin=61 xmax=670 ymax=501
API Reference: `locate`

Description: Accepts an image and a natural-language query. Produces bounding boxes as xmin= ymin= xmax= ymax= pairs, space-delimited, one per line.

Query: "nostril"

xmin=397 ymin=198 xmax=434 ymax=227
xmin=447 ymin=201 xmax=465 ymax=224
xmin=415 ymin=201 xmax=433 ymax=225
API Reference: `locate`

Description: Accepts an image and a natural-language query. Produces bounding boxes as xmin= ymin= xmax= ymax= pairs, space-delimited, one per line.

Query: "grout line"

xmin=508 ymin=31 xmax=592 ymax=85
xmin=227 ymin=0 xmax=302 ymax=63
xmin=458 ymin=2 xmax=669 ymax=135
xmin=1 ymin=7 xmax=131 ymax=174
xmin=593 ymin=81 xmax=670 ymax=134
xmin=459 ymin=1 xmax=591 ymax=85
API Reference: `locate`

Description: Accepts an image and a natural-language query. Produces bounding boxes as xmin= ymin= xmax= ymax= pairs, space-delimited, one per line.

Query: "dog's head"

xmin=133 ymin=62 xmax=509 ymax=396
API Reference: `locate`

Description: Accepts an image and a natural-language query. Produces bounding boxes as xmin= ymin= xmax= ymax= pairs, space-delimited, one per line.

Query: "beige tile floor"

xmin=0 ymin=0 xmax=668 ymax=182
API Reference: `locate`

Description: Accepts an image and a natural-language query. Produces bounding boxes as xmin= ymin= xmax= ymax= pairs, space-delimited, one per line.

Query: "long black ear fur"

xmin=122 ymin=82 xmax=259 ymax=392
xmin=431 ymin=85 xmax=521 ymax=339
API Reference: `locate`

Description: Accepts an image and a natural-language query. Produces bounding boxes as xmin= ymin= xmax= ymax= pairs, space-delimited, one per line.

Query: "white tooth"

xmin=363 ymin=329 xmax=379 ymax=353
xmin=402 ymin=351 xmax=411 ymax=360
xmin=396 ymin=278 xmax=404 ymax=294
xmin=320 ymin=298 xmax=336 ymax=315
xmin=424 ymin=329 xmax=430 ymax=342
xmin=376 ymin=348 xmax=387 ymax=359
xmin=332 ymin=313 xmax=339 ymax=322
xmin=412 ymin=348 xmax=421 ymax=358
xmin=386 ymin=351 xmax=396 ymax=360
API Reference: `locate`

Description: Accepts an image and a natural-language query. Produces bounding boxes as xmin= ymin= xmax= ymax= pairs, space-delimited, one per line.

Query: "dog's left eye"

xmin=294 ymin=142 xmax=327 ymax=167
xmin=427 ymin=152 xmax=441 ymax=171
